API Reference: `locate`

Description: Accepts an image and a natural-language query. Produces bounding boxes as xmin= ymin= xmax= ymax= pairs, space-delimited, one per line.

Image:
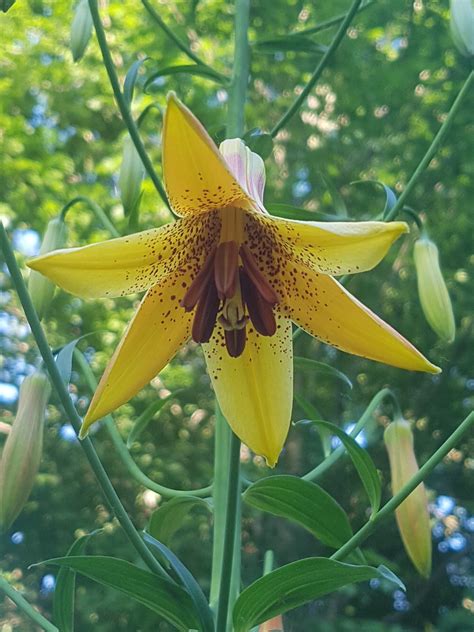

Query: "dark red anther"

xmin=240 ymin=269 xmax=277 ymax=337
xmin=191 ymin=279 xmax=220 ymax=343
xmin=214 ymin=241 xmax=239 ymax=299
xmin=239 ymin=244 xmax=279 ymax=305
xmin=181 ymin=247 xmax=217 ymax=311
xmin=224 ymin=327 xmax=247 ymax=358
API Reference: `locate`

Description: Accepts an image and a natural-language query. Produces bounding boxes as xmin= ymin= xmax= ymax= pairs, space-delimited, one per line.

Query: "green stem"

xmin=271 ymin=0 xmax=364 ymax=137
xmin=74 ymin=350 xmax=213 ymax=499
xmin=386 ymin=70 xmax=474 ymax=221
xmin=226 ymin=0 xmax=250 ymax=138
xmin=0 ymin=575 xmax=58 ymax=632
xmin=142 ymin=0 xmax=227 ymax=81
xmin=215 ymin=432 xmax=242 ymax=632
xmin=331 ymin=410 xmax=474 ymax=561
xmin=87 ymin=0 xmax=171 ymax=213
xmin=303 ymin=388 xmax=398 ymax=481
xmin=59 ymin=196 xmax=120 ymax=237
xmin=0 ymin=223 xmax=167 ymax=580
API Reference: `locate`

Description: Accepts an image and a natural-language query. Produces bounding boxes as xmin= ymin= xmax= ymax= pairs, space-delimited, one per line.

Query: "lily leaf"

xmin=307 ymin=420 xmax=381 ymax=514
xmin=54 ymin=334 xmax=95 ymax=386
xmin=145 ymin=64 xmax=228 ymax=91
xmin=123 ymin=58 xmax=148 ymax=108
xmin=148 ymin=496 xmax=211 ymax=546
xmin=232 ymin=558 xmax=405 ymax=631
xmin=318 ymin=172 xmax=348 ymax=217
xmin=265 ymin=203 xmax=340 ymax=222
xmin=351 ymin=180 xmax=397 ymax=219
xmin=127 ymin=390 xmax=181 ymax=447
xmin=243 ymin=475 xmax=353 ymax=548
xmin=253 ymin=35 xmax=327 ymax=54
xmin=40 ymin=555 xmax=201 ymax=632
xmin=294 ymin=357 xmax=352 ymax=389
xmin=242 ymin=128 xmax=273 ymax=159
xmin=144 ymin=533 xmax=214 ymax=632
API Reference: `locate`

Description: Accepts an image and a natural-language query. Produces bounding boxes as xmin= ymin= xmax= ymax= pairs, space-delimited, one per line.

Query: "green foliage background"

xmin=0 ymin=0 xmax=473 ymax=630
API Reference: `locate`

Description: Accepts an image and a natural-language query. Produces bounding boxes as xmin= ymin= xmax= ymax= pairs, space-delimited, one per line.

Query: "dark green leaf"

xmin=42 ymin=556 xmax=201 ymax=631
xmin=242 ymin=128 xmax=273 ymax=159
xmin=233 ymin=558 xmax=404 ymax=631
xmin=318 ymin=172 xmax=348 ymax=217
xmin=265 ymin=203 xmax=340 ymax=222
xmin=127 ymin=391 xmax=182 ymax=447
xmin=53 ymin=531 xmax=99 ymax=632
xmin=293 ymin=394 xmax=328 ymax=455
xmin=148 ymin=496 xmax=211 ymax=545
xmin=243 ymin=475 xmax=353 ymax=548
xmin=144 ymin=534 xmax=214 ymax=632
xmin=123 ymin=58 xmax=148 ymax=108
xmin=1 ymin=0 xmax=15 ymax=12
xmin=55 ymin=334 xmax=94 ymax=385
xmin=351 ymin=180 xmax=397 ymax=219
xmin=308 ymin=420 xmax=381 ymax=514
xmin=253 ymin=35 xmax=327 ymax=54
xmin=294 ymin=357 xmax=352 ymax=389
xmin=145 ymin=65 xmax=228 ymax=91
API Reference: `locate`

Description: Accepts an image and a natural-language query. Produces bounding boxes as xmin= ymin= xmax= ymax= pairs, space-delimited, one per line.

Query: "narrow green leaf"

xmin=52 ymin=532 xmax=99 ymax=632
xmin=266 ymin=203 xmax=340 ymax=222
xmin=144 ymin=534 xmax=214 ymax=632
xmin=253 ymin=35 xmax=327 ymax=54
xmin=350 ymin=180 xmax=397 ymax=219
xmin=123 ymin=58 xmax=148 ymax=108
xmin=294 ymin=357 xmax=352 ymax=389
xmin=309 ymin=420 xmax=381 ymax=514
xmin=145 ymin=64 xmax=227 ymax=91
xmin=41 ymin=556 xmax=201 ymax=631
xmin=318 ymin=172 xmax=348 ymax=217
xmin=293 ymin=394 xmax=328 ymax=455
xmin=242 ymin=128 xmax=273 ymax=159
xmin=148 ymin=496 xmax=211 ymax=546
xmin=127 ymin=391 xmax=181 ymax=447
xmin=55 ymin=334 xmax=94 ymax=385
xmin=233 ymin=558 xmax=404 ymax=631
xmin=243 ymin=475 xmax=353 ymax=548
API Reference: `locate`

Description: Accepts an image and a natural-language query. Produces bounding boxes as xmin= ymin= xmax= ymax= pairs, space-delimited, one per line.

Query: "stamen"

xmin=214 ymin=241 xmax=239 ymax=299
xmin=240 ymin=269 xmax=277 ymax=337
xmin=224 ymin=327 xmax=247 ymax=358
xmin=191 ymin=279 xmax=220 ymax=343
xmin=181 ymin=247 xmax=216 ymax=311
xmin=239 ymin=244 xmax=279 ymax=305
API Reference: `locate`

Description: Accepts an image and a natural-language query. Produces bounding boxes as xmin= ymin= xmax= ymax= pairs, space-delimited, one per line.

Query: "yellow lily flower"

xmin=28 ymin=93 xmax=439 ymax=466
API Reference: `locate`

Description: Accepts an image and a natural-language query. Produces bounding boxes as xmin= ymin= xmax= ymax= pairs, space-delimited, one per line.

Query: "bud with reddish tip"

xmin=259 ymin=615 xmax=284 ymax=632
xmin=28 ymin=216 xmax=67 ymax=320
xmin=0 ymin=371 xmax=51 ymax=532
xmin=384 ymin=418 xmax=432 ymax=578
xmin=70 ymin=0 xmax=93 ymax=62
xmin=414 ymin=234 xmax=455 ymax=343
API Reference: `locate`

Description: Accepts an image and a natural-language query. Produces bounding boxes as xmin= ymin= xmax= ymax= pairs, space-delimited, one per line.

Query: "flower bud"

xmin=259 ymin=615 xmax=284 ymax=631
xmin=28 ymin=216 xmax=67 ymax=320
xmin=384 ymin=419 xmax=432 ymax=578
xmin=414 ymin=235 xmax=455 ymax=343
xmin=70 ymin=0 xmax=93 ymax=63
xmin=0 ymin=371 xmax=51 ymax=532
xmin=450 ymin=0 xmax=474 ymax=57
xmin=118 ymin=135 xmax=145 ymax=216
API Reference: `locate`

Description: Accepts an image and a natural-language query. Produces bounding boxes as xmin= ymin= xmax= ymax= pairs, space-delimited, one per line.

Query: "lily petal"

xmin=220 ymin=138 xmax=267 ymax=212
xmin=163 ymin=93 xmax=251 ymax=216
xmin=278 ymin=260 xmax=439 ymax=373
xmin=80 ymin=270 xmax=194 ymax=436
xmin=249 ymin=213 xmax=409 ymax=276
xmin=27 ymin=214 xmax=220 ymax=299
xmin=203 ymin=314 xmax=293 ymax=467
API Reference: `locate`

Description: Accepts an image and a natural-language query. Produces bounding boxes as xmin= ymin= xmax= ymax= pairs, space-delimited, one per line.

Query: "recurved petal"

xmin=202 ymin=314 xmax=293 ymax=467
xmin=279 ymin=260 xmax=439 ymax=373
xmin=162 ymin=93 xmax=251 ymax=217
xmin=80 ymin=270 xmax=194 ymax=436
xmin=256 ymin=214 xmax=409 ymax=275
xmin=27 ymin=214 xmax=220 ymax=299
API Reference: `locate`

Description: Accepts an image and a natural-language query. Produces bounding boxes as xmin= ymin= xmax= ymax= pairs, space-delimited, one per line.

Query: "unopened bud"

xmin=450 ymin=0 xmax=474 ymax=57
xmin=259 ymin=615 xmax=284 ymax=631
xmin=414 ymin=235 xmax=455 ymax=343
xmin=384 ymin=419 xmax=432 ymax=578
xmin=70 ymin=0 xmax=93 ymax=63
xmin=28 ymin=216 xmax=67 ymax=320
xmin=0 ymin=371 xmax=51 ymax=532
xmin=119 ymin=135 xmax=145 ymax=216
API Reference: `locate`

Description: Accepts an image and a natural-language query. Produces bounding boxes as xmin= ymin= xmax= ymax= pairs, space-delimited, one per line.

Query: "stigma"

xmin=181 ymin=240 xmax=279 ymax=357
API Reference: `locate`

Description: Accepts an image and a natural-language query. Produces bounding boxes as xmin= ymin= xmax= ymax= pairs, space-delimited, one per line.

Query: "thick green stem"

xmin=59 ymin=195 xmax=120 ymax=237
xmin=271 ymin=0 xmax=363 ymax=137
xmin=331 ymin=410 xmax=474 ymax=561
xmin=87 ymin=0 xmax=171 ymax=213
xmin=0 ymin=575 xmax=58 ymax=632
xmin=226 ymin=0 xmax=250 ymax=138
xmin=75 ymin=350 xmax=213 ymax=499
xmin=0 ymin=223 xmax=167 ymax=579
xmin=386 ymin=70 xmax=474 ymax=221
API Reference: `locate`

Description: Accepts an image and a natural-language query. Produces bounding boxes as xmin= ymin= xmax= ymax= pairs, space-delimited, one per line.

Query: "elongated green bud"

xmin=119 ymin=135 xmax=145 ymax=216
xmin=450 ymin=0 xmax=474 ymax=57
xmin=0 ymin=371 xmax=51 ymax=532
xmin=70 ymin=0 xmax=93 ymax=63
xmin=384 ymin=419 xmax=432 ymax=578
xmin=28 ymin=216 xmax=67 ymax=320
xmin=414 ymin=235 xmax=455 ymax=343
